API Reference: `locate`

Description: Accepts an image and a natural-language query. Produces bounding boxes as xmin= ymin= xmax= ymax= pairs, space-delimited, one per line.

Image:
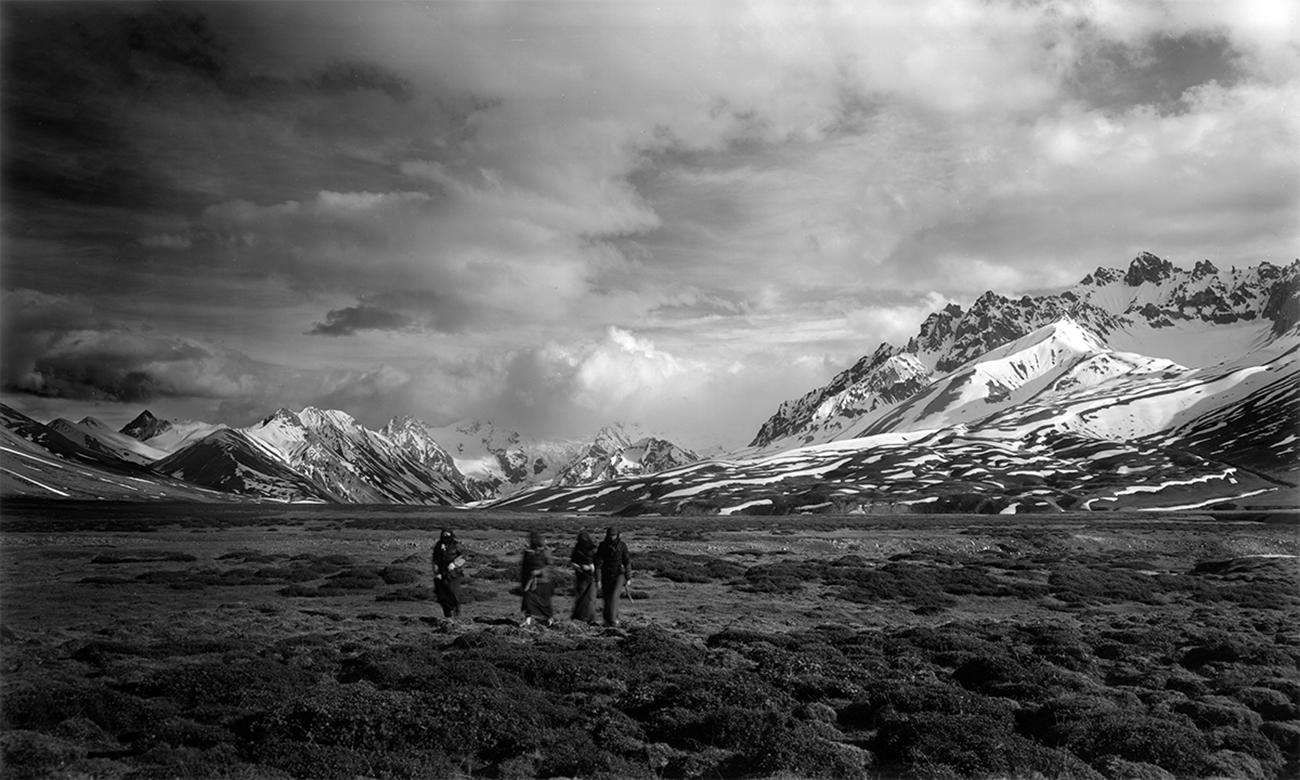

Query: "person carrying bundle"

xmin=569 ymin=530 xmax=598 ymax=623
xmin=431 ymin=529 xmax=466 ymax=619
xmin=520 ymin=530 xmax=555 ymax=626
xmin=595 ymin=527 xmax=631 ymax=627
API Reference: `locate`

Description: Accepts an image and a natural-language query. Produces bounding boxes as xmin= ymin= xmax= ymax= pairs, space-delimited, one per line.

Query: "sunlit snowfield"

xmin=3 ymin=501 xmax=1298 ymax=778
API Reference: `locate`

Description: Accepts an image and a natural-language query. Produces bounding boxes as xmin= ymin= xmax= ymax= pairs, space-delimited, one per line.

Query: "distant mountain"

xmin=119 ymin=410 xmax=225 ymax=453
xmin=751 ymin=254 xmax=1299 ymax=450
xmin=430 ymin=420 xmax=701 ymax=496
xmin=120 ymin=410 xmax=169 ymax=440
xmin=553 ymin=426 xmax=700 ymax=487
xmin=48 ymin=416 xmax=168 ymax=465
xmin=0 ymin=404 xmax=234 ymax=501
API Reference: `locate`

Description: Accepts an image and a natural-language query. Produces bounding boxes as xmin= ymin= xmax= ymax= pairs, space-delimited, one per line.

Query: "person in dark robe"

xmin=569 ymin=531 xmax=598 ymax=623
xmin=431 ymin=529 xmax=466 ymax=619
xmin=520 ymin=530 xmax=555 ymax=626
xmin=595 ymin=527 xmax=631 ymax=627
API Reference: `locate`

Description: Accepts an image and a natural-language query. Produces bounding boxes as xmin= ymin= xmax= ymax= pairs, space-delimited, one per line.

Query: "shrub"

xmin=1204 ymin=725 xmax=1285 ymax=776
xmin=2 ymin=679 xmax=155 ymax=736
xmin=634 ymin=549 xmax=746 ymax=583
xmin=1065 ymin=711 xmax=1208 ymax=776
xmin=91 ymin=551 xmax=197 ymax=564
xmin=873 ymin=708 xmax=1022 ymax=777
xmin=1201 ymin=749 xmax=1267 ymax=780
xmin=324 ymin=568 xmax=384 ymax=590
xmin=1017 ymin=695 xmax=1122 ymax=747
xmin=1170 ymin=696 xmax=1263 ymax=730
xmin=841 ymin=680 xmax=1014 ymax=732
xmin=374 ymin=586 xmax=434 ymax=602
xmin=1235 ymin=686 xmax=1300 ymax=721
xmin=378 ymin=565 xmax=422 ymax=585
xmin=1 ymin=730 xmax=85 ymax=779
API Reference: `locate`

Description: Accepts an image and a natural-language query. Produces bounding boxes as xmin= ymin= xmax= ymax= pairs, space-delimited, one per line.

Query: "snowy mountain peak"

xmin=1081 ymin=266 xmax=1125 ymax=286
xmin=298 ymin=406 xmax=359 ymax=431
xmin=1192 ymin=259 xmax=1219 ymax=279
xmin=120 ymin=410 xmax=169 ymax=440
xmin=591 ymin=423 xmax=636 ymax=453
xmin=1125 ymin=251 xmax=1177 ymax=286
xmin=261 ymin=407 xmax=305 ymax=428
xmin=380 ymin=415 xmax=424 ymax=436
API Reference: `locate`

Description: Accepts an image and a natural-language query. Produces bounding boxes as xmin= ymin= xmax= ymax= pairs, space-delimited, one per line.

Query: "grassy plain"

xmin=1 ymin=500 xmax=1297 ymax=778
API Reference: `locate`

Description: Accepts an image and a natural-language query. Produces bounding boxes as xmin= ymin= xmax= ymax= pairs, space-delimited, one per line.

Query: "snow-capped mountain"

xmin=428 ymin=419 xmax=699 ymax=496
xmin=752 ymin=254 xmax=1299 ymax=449
xmin=120 ymin=410 xmax=225 ymax=454
xmin=48 ymin=416 xmax=169 ymax=466
xmin=552 ymin=425 xmax=700 ymax=487
xmin=429 ymin=419 xmax=589 ymax=495
xmin=0 ymin=405 xmax=233 ymax=501
xmin=236 ymin=407 xmax=474 ymax=504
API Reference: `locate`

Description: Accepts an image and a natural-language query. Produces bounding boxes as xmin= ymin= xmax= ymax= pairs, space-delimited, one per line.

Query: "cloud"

xmin=310 ymin=305 xmax=415 ymax=337
xmin=4 ymin=0 xmax=1297 ymax=447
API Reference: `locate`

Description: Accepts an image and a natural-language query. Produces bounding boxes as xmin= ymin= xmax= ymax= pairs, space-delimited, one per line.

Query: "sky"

xmin=2 ymin=0 xmax=1297 ymax=450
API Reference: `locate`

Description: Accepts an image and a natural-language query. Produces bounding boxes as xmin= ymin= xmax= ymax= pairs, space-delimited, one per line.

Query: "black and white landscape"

xmin=2 ymin=2 xmax=1298 ymax=780
xmin=4 ymin=253 xmax=1297 ymax=513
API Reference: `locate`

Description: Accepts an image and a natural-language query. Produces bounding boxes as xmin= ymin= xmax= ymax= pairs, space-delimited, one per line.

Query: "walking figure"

xmin=595 ymin=527 xmax=631 ymax=627
xmin=570 ymin=531 xmax=598 ymax=623
xmin=520 ymin=530 xmax=555 ymax=626
xmin=431 ymin=529 xmax=466 ymax=619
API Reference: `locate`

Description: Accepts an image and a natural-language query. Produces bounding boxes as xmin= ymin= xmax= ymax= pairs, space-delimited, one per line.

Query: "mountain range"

xmin=489 ymin=254 xmax=1298 ymax=514
xmin=2 ymin=253 xmax=1295 ymax=513
xmin=0 ymin=404 xmax=700 ymax=505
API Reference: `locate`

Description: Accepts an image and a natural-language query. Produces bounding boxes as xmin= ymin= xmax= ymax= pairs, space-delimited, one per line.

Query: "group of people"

xmin=430 ymin=527 xmax=633 ymax=628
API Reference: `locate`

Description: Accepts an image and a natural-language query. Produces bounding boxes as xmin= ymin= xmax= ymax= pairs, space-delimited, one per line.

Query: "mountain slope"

xmin=489 ymin=425 xmax=1279 ymax=516
xmin=48 ymin=417 xmax=168 ymax=465
xmin=151 ymin=429 xmax=332 ymax=503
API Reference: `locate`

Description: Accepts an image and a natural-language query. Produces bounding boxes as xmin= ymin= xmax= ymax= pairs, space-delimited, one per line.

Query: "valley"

xmin=1 ymin=503 xmax=1296 ymax=778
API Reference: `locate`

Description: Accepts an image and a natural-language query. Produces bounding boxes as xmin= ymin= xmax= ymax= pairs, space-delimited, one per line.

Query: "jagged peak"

xmin=123 ymin=410 xmax=158 ymax=426
xmin=1124 ymin=252 xmax=1178 ymax=286
xmin=381 ymin=415 xmax=426 ymax=435
xmin=261 ymin=407 xmax=303 ymax=427
xmin=1192 ymin=259 xmax=1219 ymax=279
xmin=1080 ymin=266 xmax=1123 ymax=286
xmin=298 ymin=406 xmax=360 ymax=430
xmin=591 ymin=423 xmax=634 ymax=451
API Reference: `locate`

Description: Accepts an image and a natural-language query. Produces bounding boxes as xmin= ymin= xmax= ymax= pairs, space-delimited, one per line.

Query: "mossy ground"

xmin=2 ymin=504 xmax=1297 ymax=778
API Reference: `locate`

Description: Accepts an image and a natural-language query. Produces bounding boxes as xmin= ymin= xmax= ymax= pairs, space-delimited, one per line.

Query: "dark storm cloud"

xmin=309 ymin=290 xmax=477 ymax=336
xmin=306 ymin=61 xmax=414 ymax=102
xmin=310 ymin=305 xmax=415 ymax=337
xmin=1 ymin=1 xmax=448 ymax=279
xmin=1067 ymin=31 xmax=1241 ymax=112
